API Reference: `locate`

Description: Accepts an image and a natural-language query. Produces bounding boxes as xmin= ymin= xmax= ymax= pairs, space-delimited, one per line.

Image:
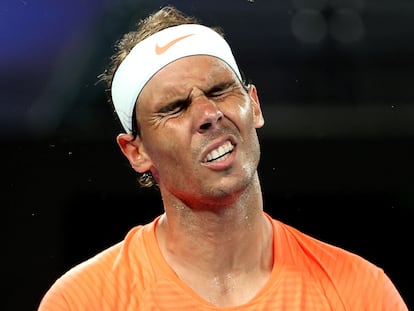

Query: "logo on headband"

xmin=155 ymin=34 xmax=194 ymax=55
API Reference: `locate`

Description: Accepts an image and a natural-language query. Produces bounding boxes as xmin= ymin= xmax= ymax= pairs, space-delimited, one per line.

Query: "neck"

xmin=155 ymin=179 xmax=274 ymax=306
xmin=159 ymin=207 xmax=271 ymax=271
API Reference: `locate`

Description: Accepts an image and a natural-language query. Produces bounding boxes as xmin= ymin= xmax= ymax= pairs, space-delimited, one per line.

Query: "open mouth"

xmin=204 ymin=141 xmax=234 ymax=163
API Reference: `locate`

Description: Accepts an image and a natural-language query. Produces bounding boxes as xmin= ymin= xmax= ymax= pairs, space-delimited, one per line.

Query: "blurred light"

xmin=0 ymin=0 xmax=104 ymax=137
xmin=291 ymin=9 xmax=327 ymax=44
xmin=329 ymin=9 xmax=365 ymax=43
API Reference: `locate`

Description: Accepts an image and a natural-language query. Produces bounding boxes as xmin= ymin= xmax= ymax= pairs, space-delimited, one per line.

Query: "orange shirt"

xmin=38 ymin=214 xmax=408 ymax=310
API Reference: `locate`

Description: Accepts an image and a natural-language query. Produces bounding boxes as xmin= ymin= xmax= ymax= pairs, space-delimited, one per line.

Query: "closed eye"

xmin=157 ymin=98 xmax=190 ymax=116
xmin=206 ymin=82 xmax=238 ymax=100
xmin=155 ymin=81 xmax=238 ymax=117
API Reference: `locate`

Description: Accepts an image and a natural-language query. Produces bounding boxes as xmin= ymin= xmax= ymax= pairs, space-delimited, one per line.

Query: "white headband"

xmin=111 ymin=24 xmax=242 ymax=133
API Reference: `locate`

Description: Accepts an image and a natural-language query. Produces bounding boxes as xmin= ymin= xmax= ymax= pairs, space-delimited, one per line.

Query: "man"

xmin=38 ymin=5 xmax=408 ymax=310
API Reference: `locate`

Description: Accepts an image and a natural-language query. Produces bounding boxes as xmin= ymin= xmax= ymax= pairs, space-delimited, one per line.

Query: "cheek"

xmin=225 ymin=99 xmax=255 ymax=127
xmin=143 ymin=127 xmax=187 ymax=169
xmin=219 ymin=96 xmax=253 ymax=124
xmin=239 ymin=102 xmax=252 ymax=122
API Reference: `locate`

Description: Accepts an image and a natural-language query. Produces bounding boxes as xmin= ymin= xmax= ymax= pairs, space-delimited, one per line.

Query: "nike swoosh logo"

xmin=155 ymin=34 xmax=194 ymax=55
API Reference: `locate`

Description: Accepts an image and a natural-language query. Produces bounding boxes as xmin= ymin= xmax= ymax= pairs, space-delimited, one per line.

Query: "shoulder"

xmin=37 ymin=221 xmax=155 ymax=310
xmin=268 ymin=216 xmax=408 ymax=309
xmin=270 ymin=217 xmax=381 ymax=274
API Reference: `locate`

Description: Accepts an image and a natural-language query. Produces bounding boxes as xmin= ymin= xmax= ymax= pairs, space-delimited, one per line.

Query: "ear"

xmin=116 ymin=133 xmax=153 ymax=173
xmin=248 ymin=84 xmax=265 ymax=129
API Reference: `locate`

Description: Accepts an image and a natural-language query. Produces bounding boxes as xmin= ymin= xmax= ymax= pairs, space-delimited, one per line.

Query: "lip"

xmin=200 ymin=136 xmax=237 ymax=170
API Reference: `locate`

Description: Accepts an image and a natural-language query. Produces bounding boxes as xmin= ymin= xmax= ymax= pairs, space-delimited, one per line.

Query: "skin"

xmin=117 ymin=55 xmax=273 ymax=307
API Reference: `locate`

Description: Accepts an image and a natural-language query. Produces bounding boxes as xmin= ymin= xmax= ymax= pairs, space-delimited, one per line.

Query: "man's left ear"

xmin=248 ymin=84 xmax=265 ymax=128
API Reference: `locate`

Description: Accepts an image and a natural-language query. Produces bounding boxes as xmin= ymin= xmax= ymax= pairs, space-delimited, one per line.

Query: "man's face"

xmin=136 ymin=55 xmax=264 ymax=207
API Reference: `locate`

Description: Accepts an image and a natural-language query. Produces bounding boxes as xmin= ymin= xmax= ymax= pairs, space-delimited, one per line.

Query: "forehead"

xmin=144 ymin=55 xmax=238 ymax=92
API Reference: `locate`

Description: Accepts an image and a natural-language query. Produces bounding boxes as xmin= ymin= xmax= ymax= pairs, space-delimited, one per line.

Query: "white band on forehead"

xmin=111 ymin=24 xmax=242 ymax=133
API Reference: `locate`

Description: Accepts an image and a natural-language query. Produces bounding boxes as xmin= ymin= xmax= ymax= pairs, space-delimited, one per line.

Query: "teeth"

xmin=205 ymin=141 xmax=234 ymax=162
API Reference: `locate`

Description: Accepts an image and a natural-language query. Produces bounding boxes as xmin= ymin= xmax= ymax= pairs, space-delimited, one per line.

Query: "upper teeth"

xmin=205 ymin=141 xmax=234 ymax=162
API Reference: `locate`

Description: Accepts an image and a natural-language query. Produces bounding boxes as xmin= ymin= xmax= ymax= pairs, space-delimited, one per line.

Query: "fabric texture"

xmin=37 ymin=214 xmax=408 ymax=310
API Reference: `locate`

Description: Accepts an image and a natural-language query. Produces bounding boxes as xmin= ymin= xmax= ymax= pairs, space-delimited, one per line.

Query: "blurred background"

xmin=2 ymin=0 xmax=413 ymax=310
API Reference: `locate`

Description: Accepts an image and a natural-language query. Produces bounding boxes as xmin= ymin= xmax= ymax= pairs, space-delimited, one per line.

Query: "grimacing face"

xmin=130 ymin=55 xmax=264 ymax=207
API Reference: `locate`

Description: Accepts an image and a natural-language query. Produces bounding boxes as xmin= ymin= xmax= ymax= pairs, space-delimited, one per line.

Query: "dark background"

xmin=2 ymin=0 xmax=413 ymax=310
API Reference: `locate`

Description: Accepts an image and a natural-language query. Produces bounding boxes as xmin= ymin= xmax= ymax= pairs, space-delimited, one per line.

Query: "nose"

xmin=192 ymin=96 xmax=224 ymax=133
